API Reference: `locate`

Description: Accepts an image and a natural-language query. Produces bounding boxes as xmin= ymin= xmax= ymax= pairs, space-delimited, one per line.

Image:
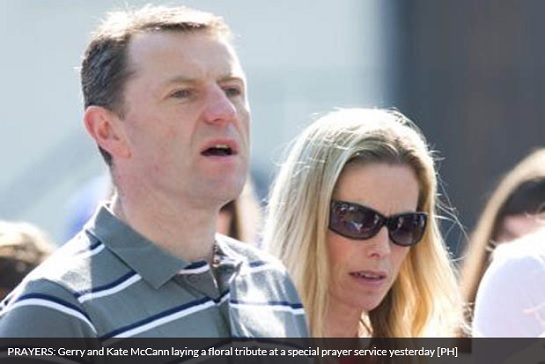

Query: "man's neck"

xmin=110 ymin=194 xmax=217 ymax=262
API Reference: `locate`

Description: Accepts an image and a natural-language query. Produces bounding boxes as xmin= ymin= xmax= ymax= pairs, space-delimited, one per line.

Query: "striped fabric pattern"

xmin=0 ymin=206 xmax=308 ymax=338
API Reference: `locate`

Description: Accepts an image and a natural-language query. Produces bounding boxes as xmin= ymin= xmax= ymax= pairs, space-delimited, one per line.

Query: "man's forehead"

xmin=125 ymin=31 xmax=246 ymax=86
xmin=128 ymin=29 xmax=231 ymax=49
xmin=128 ymin=31 xmax=238 ymax=65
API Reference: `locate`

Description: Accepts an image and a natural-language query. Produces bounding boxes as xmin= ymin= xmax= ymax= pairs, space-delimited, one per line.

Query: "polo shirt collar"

xmin=86 ymin=205 xmax=189 ymax=289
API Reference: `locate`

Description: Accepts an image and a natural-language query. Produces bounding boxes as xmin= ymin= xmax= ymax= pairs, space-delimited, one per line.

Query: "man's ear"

xmin=83 ymin=106 xmax=131 ymax=160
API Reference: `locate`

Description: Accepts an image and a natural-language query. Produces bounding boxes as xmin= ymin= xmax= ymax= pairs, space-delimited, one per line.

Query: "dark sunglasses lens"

xmin=330 ymin=202 xmax=382 ymax=239
xmin=388 ymin=214 xmax=427 ymax=246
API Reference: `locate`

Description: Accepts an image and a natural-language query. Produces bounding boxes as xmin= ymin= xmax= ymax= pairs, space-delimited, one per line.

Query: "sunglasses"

xmin=329 ymin=200 xmax=427 ymax=247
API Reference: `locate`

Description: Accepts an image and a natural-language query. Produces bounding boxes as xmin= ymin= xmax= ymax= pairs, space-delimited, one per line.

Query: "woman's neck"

xmin=325 ymin=303 xmax=368 ymax=337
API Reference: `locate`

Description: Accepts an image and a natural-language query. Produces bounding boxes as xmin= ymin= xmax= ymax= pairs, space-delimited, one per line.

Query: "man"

xmin=0 ymin=5 xmax=307 ymax=338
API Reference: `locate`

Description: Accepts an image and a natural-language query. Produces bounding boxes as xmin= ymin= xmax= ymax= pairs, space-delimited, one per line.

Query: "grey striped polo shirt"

xmin=0 ymin=205 xmax=308 ymax=338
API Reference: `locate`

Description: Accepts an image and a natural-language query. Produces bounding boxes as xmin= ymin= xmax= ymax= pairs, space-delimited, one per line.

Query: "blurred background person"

xmin=264 ymin=108 xmax=465 ymax=337
xmin=459 ymin=148 xmax=545 ymax=327
xmin=0 ymin=220 xmax=54 ymax=300
xmin=217 ymin=176 xmax=263 ymax=245
xmin=472 ymin=230 xmax=545 ymax=337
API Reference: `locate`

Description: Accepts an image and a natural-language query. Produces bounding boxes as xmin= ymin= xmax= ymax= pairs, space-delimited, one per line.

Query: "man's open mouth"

xmin=202 ymin=144 xmax=234 ymax=156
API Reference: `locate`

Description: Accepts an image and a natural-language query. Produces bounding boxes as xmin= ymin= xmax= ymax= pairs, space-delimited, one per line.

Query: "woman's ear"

xmin=83 ymin=106 xmax=131 ymax=160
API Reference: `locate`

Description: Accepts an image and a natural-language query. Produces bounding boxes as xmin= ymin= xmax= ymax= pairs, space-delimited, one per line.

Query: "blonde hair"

xmin=459 ymin=148 xmax=545 ymax=322
xmin=264 ymin=108 xmax=464 ymax=337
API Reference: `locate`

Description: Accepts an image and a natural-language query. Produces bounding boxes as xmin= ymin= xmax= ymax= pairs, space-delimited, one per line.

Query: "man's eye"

xmin=171 ymin=89 xmax=193 ymax=99
xmin=224 ymin=86 xmax=242 ymax=97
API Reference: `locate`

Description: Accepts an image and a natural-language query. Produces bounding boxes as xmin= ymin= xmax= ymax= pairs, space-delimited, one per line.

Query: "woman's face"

xmin=327 ymin=162 xmax=420 ymax=315
xmin=495 ymin=212 xmax=545 ymax=243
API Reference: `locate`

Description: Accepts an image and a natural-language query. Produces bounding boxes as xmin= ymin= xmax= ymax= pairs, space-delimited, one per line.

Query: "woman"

xmin=264 ymin=108 xmax=465 ymax=337
xmin=459 ymin=148 xmax=545 ymax=325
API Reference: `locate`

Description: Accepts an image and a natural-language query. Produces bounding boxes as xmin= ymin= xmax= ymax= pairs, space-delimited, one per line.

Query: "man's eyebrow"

xmin=161 ymin=74 xmax=246 ymax=87
xmin=164 ymin=75 xmax=198 ymax=85
xmin=219 ymin=75 xmax=246 ymax=84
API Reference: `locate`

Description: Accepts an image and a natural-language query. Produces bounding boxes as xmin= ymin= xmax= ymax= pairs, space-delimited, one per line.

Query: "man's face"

xmin=117 ymin=31 xmax=250 ymax=209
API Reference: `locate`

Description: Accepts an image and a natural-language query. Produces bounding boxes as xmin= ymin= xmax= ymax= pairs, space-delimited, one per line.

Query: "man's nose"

xmin=203 ymin=85 xmax=237 ymax=124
